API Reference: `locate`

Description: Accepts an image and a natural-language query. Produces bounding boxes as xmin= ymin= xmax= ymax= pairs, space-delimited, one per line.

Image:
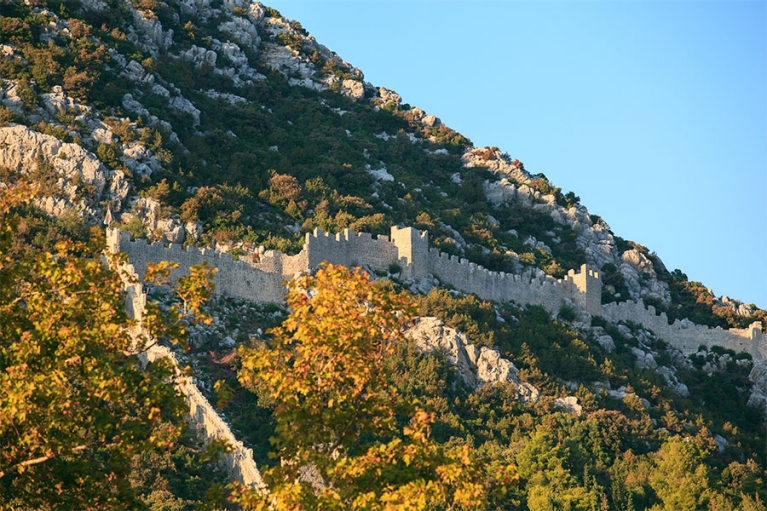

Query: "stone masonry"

xmin=111 ymin=248 xmax=266 ymax=492
xmin=107 ymin=226 xmax=764 ymax=361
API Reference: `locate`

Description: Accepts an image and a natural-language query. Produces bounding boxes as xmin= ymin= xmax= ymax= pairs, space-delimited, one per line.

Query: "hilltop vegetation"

xmin=0 ymin=1 xmax=766 ymax=510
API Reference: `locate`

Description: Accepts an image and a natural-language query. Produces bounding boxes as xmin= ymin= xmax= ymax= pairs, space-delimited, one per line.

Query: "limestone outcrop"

xmin=747 ymin=360 xmax=767 ymax=419
xmin=470 ymin=147 xmax=673 ymax=306
xmin=125 ymin=197 xmax=186 ymax=244
xmin=407 ymin=316 xmax=540 ymax=403
xmin=0 ymin=124 xmax=122 ymax=219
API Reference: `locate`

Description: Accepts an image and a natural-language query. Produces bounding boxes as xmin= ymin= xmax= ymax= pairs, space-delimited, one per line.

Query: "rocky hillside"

xmin=1 ymin=1 xmax=766 ymax=510
xmin=1 ymin=0 xmax=763 ymax=328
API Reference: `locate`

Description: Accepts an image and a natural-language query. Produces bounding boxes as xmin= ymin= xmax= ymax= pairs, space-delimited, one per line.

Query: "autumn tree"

xmin=0 ymin=184 xmax=210 ymax=509
xmin=235 ymin=264 xmax=516 ymax=510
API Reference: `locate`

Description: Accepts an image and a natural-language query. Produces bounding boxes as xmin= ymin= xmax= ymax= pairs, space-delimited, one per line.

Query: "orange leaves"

xmin=239 ymin=264 xmax=416 ymax=457
xmin=0 ymin=192 xmax=191 ymax=507
xmin=145 ymin=260 xmax=178 ymax=287
xmin=176 ymin=261 xmax=217 ymax=318
xmin=235 ymin=263 xmax=516 ymax=510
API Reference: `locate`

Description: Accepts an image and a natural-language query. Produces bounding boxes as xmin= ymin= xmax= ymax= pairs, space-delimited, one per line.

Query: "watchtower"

xmin=567 ymin=264 xmax=602 ymax=315
xmin=390 ymin=226 xmax=429 ymax=278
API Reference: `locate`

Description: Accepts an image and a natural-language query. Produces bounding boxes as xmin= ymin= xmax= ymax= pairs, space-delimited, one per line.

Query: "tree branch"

xmin=0 ymin=445 xmax=87 ymax=479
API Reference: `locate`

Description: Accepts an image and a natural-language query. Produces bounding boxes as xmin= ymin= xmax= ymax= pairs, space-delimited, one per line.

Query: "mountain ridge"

xmin=1 ymin=0 xmax=762 ymax=322
xmin=261 ymin=0 xmax=766 ymax=308
xmin=2 ymin=2 xmax=767 ymax=509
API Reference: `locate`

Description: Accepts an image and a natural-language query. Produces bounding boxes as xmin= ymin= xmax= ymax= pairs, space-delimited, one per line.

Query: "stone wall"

xmin=421 ymin=250 xmax=602 ymax=316
xmin=108 ymin=242 xmax=266 ymax=491
xmin=108 ymin=229 xmax=286 ymax=303
xmin=109 ymin=227 xmax=764 ymax=360
xmin=602 ymin=300 xmax=765 ymax=359
xmin=391 ymin=226 xmax=429 ymax=278
xmin=306 ymin=227 xmax=401 ymax=271
xmin=140 ymin=344 xmax=265 ymax=491
xmin=253 ymin=246 xmax=308 ymax=277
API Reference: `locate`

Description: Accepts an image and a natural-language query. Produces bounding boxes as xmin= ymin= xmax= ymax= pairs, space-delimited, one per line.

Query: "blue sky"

xmin=265 ymin=0 xmax=767 ymax=308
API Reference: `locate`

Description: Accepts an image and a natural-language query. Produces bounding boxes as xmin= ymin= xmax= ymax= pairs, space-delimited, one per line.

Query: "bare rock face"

xmin=554 ymin=396 xmax=583 ymax=416
xmin=620 ymin=249 xmax=671 ymax=306
xmin=407 ymin=317 xmax=540 ymax=402
xmin=747 ymin=360 xmax=767 ymax=421
xmin=377 ymin=87 xmax=401 ymax=107
xmin=130 ymin=196 xmax=185 ymax=243
xmin=464 ymin=148 xmax=532 ymax=186
xmin=408 ymin=316 xmax=478 ymax=386
xmin=655 ymin=366 xmax=689 ymax=397
xmin=632 ymin=347 xmax=658 ymax=370
xmin=0 ymin=125 xmax=119 ymax=218
xmin=129 ymin=8 xmax=174 ymax=57
xmin=341 ymin=79 xmax=365 ymax=100
xmin=218 ymin=16 xmax=261 ymax=48
xmin=421 ymin=114 xmax=441 ymax=128
xmin=596 ymin=334 xmax=616 ymax=352
xmin=41 ymin=85 xmax=84 ymax=116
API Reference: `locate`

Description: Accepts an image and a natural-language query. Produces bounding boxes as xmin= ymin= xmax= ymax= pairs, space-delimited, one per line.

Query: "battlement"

xmin=602 ymin=299 xmax=764 ymax=360
xmin=112 ymin=243 xmax=265 ymax=491
xmin=390 ymin=226 xmax=429 ymax=277
xmin=109 ymin=227 xmax=763 ymax=360
xmin=108 ymin=229 xmax=286 ymax=303
xmin=305 ymin=227 xmax=399 ymax=271
xmin=563 ymin=264 xmax=602 ymax=315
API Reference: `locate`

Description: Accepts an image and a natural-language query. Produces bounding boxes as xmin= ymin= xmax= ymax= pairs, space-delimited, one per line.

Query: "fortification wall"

xmin=248 ymin=248 xmax=308 ymax=277
xmin=140 ymin=345 xmax=265 ymax=491
xmin=567 ymin=265 xmax=602 ymax=315
xmin=121 ymin=262 xmax=146 ymax=323
xmin=422 ymin=249 xmax=601 ymax=315
xmin=108 ymin=229 xmax=286 ymax=303
xmin=602 ymin=300 xmax=765 ymax=360
xmin=108 ymin=243 xmax=265 ymax=491
xmin=109 ymin=226 xmax=763 ymax=360
xmin=306 ymin=228 xmax=400 ymax=271
xmin=391 ymin=226 xmax=429 ymax=278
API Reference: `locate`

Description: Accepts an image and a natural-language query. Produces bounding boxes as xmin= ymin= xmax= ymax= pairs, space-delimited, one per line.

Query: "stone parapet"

xmin=107 ymin=226 xmax=763 ymax=360
xmin=108 ymin=239 xmax=266 ymax=491
xmin=602 ymin=300 xmax=764 ymax=360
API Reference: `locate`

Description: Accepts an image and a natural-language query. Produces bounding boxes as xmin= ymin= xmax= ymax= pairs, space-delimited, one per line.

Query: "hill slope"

xmin=1 ymin=1 xmax=766 ymax=509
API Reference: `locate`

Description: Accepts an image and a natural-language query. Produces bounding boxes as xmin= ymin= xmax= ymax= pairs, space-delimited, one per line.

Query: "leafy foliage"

xmin=1 ymin=2 xmax=766 ymax=509
xmin=0 ymin=185 xmax=186 ymax=508
xmin=235 ymin=264 xmax=517 ymax=510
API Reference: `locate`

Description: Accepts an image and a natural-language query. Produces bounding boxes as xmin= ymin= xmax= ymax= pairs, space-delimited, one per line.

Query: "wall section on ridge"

xmin=602 ymin=300 xmax=764 ymax=359
xmin=108 ymin=229 xmax=286 ymax=303
xmin=306 ymin=227 xmax=400 ymax=271
xmin=107 ymin=238 xmax=266 ymax=491
xmin=108 ymin=227 xmax=764 ymax=360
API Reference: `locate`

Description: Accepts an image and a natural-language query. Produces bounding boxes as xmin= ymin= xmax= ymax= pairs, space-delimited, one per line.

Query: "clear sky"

xmin=264 ymin=0 xmax=767 ymax=308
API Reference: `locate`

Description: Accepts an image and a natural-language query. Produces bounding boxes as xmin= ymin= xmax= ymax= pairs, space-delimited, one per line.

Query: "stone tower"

xmin=390 ymin=226 xmax=429 ymax=278
xmin=568 ymin=264 xmax=602 ymax=315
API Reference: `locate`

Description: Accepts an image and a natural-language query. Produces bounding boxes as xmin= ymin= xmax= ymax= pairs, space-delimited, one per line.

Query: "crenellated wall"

xmin=108 ymin=242 xmax=266 ymax=491
xmin=602 ymin=300 xmax=764 ymax=359
xmin=140 ymin=344 xmax=266 ymax=491
xmin=108 ymin=227 xmax=764 ymax=360
xmin=306 ymin=227 xmax=401 ymax=271
xmin=108 ymin=229 xmax=286 ymax=303
xmin=391 ymin=226 xmax=429 ymax=278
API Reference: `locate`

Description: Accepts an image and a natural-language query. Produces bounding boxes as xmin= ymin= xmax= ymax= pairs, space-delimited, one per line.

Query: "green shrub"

xmin=122 ymin=216 xmax=147 ymax=240
xmin=558 ymin=304 xmax=578 ymax=322
xmin=0 ymin=106 xmax=20 ymax=126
